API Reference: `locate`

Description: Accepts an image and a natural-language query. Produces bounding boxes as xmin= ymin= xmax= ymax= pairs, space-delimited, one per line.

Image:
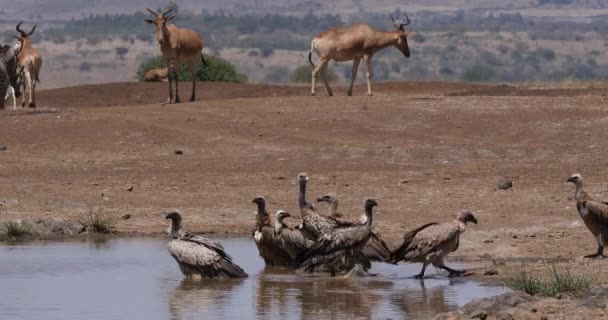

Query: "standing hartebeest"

xmin=309 ymin=14 xmax=413 ymax=97
xmin=145 ymin=2 xmax=205 ymax=104
xmin=15 ymin=22 xmax=42 ymax=108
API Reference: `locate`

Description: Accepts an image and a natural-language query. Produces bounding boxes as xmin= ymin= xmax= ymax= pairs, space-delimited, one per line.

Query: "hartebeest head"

xmin=391 ymin=14 xmax=413 ymax=58
xmin=15 ymin=21 xmax=36 ymax=48
xmin=145 ymin=2 xmax=176 ymax=45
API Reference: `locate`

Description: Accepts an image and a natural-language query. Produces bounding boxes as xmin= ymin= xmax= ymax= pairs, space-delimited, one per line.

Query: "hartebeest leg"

xmin=320 ymin=64 xmax=333 ymax=97
xmin=364 ymin=54 xmax=373 ymax=96
xmin=347 ymin=58 xmax=361 ymax=96
xmin=21 ymin=72 xmax=31 ymax=108
xmin=311 ymin=58 xmax=328 ymax=96
xmin=173 ymin=62 xmax=181 ymax=104
xmin=167 ymin=62 xmax=174 ymax=104
xmin=190 ymin=64 xmax=196 ymax=102
xmin=29 ymin=73 xmax=36 ymax=108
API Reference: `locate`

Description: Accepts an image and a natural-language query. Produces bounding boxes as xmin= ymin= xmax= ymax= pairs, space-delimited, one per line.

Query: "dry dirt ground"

xmin=2 ymin=81 xmax=608 ymax=269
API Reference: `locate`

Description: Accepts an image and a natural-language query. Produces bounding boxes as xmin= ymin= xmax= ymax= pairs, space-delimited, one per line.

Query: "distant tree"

xmin=79 ymin=62 xmax=92 ymax=72
xmin=115 ymin=47 xmax=128 ymax=60
xmin=411 ymin=34 xmax=426 ymax=43
xmin=264 ymin=66 xmax=290 ymax=83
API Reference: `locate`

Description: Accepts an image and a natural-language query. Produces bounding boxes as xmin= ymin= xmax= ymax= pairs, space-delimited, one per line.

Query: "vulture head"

xmin=164 ymin=209 xmax=183 ymax=237
xmin=316 ymin=194 xmax=336 ymax=203
xmin=457 ymin=210 xmax=478 ymax=225
xmin=297 ymin=173 xmax=309 ymax=182
xmin=566 ymin=173 xmax=584 ymax=186
xmin=275 ymin=210 xmax=291 ymax=222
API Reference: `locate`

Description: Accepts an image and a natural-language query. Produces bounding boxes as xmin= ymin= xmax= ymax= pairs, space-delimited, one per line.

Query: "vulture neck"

xmin=274 ymin=218 xmax=287 ymax=235
xmin=328 ymin=199 xmax=339 ymax=217
xmin=298 ymin=179 xmax=307 ymax=209
xmin=256 ymin=202 xmax=267 ymax=230
xmin=574 ymin=182 xmax=584 ymax=200
xmin=363 ymin=206 xmax=374 ymax=227
xmin=169 ymin=219 xmax=182 ymax=239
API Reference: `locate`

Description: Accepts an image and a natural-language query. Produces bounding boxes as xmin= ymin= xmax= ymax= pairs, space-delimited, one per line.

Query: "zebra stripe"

xmin=0 ymin=43 xmax=21 ymax=109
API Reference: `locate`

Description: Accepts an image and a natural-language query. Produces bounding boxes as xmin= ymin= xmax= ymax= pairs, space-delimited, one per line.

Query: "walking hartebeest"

xmin=145 ymin=2 xmax=205 ymax=104
xmin=15 ymin=22 xmax=42 ymax=108
xmin=309 ymin=14 xmax=413 ymax=96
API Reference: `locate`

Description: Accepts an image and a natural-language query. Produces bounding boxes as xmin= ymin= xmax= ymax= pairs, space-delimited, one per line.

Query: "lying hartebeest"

xmin=15 ymin=22 xmax=42 ymax=108
xmin=144 ymin=67 xmax=169 ymax=82
xmin=145 ymin=2 xmax=205 ymax=104
xmin=309 ymin=14 xmax=413 ymax=96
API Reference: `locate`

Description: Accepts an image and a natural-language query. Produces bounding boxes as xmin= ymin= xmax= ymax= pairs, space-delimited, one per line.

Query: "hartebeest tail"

xmin=309 ymin=14 xmax=413 ymax=97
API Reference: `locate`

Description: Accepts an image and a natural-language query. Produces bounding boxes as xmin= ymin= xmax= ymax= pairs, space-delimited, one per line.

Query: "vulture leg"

xmin=414 ymin=261 xmax=430 ymax=279
xmin=441 ymin=265 xmax=466 ymax=277
xmin=584 ymin=245 xmax=606 ymax=259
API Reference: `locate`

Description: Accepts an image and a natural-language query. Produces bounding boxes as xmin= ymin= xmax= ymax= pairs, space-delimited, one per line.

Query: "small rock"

xmin=120 ymin=214 xmax=131 ymax=220
xmin=512 ymin=235 xmax=518 ymax=239
xmin=0 ymin=145 xmax=6 ymax=151
xmin=531 ymin=308 xmax=537 ymax=313
xmin=484 ymin=239 xmax=494 ymax=244
xmin=469 ymin=309 xmax=488 ymax=320
xmin=127 ymin=186 xmax=134 ymax=192
xmin=497 ymin=178 xmax=513 ymax=190
xmin=401 ymin=180 xmax=409 ymax=184
xmin=174 ymin=150 xmax=183 ymax=155
xmin=541 ymin=316 xmax=548 ymax=320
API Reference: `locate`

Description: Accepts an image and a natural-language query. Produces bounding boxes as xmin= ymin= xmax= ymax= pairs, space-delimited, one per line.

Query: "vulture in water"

xmin=274 ymin=210 xmax=315 ymax=261
xmin=296 ymin=198 xmax=380 ymax=276
xmin=165 ymin=210 xmax=248 ymax=278
xmin=389 ymin=210 xmax=478 ymax=279
xmin=252 ymin=196 xmax=294 ymax=266
xmin=317 ymin=193 xmax=392 ymax=263
xmin=566 ymin=173 xmax=608 ymax=258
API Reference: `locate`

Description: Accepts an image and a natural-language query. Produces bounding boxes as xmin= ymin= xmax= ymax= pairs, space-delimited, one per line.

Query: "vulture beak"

xmin=316 ymin=197 xmax=324 ymax=202
xmin=566 ymin=177 xmax=573 ymax=183
xmin=283 ymin=212 xmax=291 ymax=218
xmin=469 ymin=216 xmax=478 ymax=224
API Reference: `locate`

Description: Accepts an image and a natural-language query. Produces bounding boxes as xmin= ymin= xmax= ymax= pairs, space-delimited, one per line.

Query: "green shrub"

xmin=503 ymin=262 xmax=594 ymax=297
xmin=136 ymin=55 xmax=246 ymax=83
xmin=290 ymin=64 xmax=338 ymax=83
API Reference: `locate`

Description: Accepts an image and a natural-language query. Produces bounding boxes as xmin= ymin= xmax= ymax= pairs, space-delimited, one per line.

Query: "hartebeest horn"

xmin=16 ymin=21 xmax=26 ymax=37
xmin=161 ymin=1 xmax=176 ymax=18
xmin=146 ymin=8 xmax=159 ymax=16
xmin=391 ymin=13 xmax=412 ymax=31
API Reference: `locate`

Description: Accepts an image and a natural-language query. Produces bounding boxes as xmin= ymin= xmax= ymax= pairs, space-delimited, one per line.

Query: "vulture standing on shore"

xmin=252 ymin=196 xmax=294 ymax=266
xmin=274 ymin=210 xmax=315 ymax=261
xmin=389 ymin=210 xmax=478 ymax=279
xmin=165 ymin=210 xmax=248 ymax=278
xmin=566 ymin=173 xmax=608 ymax=258
xmin=296 ymin=198 xmax=380 ymax=276
xmin=317 ymin=194 xmax=392 ymax=262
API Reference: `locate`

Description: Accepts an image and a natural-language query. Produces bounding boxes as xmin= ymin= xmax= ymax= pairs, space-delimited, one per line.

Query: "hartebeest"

xmin=15 ymin=22 xmax=42 ymax=108
xmin=145 ymin=2 xmax=205 ymax=104
xmin=144 ymin=67 xmax=169 ymax=82
xmin=309 ymin=14 xmax=413 ymax=96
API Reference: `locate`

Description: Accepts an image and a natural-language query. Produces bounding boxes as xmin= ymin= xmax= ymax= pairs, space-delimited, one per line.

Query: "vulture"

xmin=274 ymin=210 xmax=315 ymax=261
xmin=297 ymin=173 xmax=352 ymax=239
xmin=252 ymin=196 xmax=294 ymax=266
xmin=389 ymin=210 xmax=478 ymax=279
xmin=165 ymin=210 xmax=248 ymax=278
xmin=566 ymin=173 xmax=608 ymax=258
xmin=317 ymin=193 xmax=392 ymax=262
xmin=296 ymin=198 xmax=380 ymax=276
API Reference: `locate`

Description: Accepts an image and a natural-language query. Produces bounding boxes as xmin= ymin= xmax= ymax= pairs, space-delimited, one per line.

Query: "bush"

xmin=79 ymin=206 xmax=115 ymax=234
xmin=264 ymin=66 xmax=290 ymax=83
xmin=290 ymin=64 xmax=338 ymax=83
xmin=503 ymin=262 xmax=594 ymax=297
xmin=461 ymin=64 xmax=497 ymax=82
xmin=2 ymin=220 xmax=31 ymax=239
xmin=136 ymin=55 xmax=246 ymax=82
xmin=411 ymin=33 xmax=426 ymax=43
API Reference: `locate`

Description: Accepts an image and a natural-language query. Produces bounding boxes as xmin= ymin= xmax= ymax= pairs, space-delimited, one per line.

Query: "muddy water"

xmin=0 ymin=238 xmax=506 ymax=319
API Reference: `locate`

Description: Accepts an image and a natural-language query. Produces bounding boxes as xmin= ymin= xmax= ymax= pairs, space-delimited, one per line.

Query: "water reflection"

xmin=169 ymin=278 xmax=245 ymax=320
xmin=0 ymin=238 xmax=507 ymax=320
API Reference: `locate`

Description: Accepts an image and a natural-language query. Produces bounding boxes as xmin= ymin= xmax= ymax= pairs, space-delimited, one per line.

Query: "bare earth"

xmin=1 ymin=81 xmax=608 ymax=268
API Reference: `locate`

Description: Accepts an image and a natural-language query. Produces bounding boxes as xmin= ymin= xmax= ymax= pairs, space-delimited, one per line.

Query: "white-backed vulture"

xmin=317 ymin=193 xmax=392 ymax=262
xmin=165 ymin=210 xmax=248 ymax=278
xmin=252 ymin=196 xmax=294 ymax=266
xmin=274 ymin=210 xmax=314 ymax=261
xmin=296 ymin=198 xmax=380 ymax=276
xmin=566 ymin=173 xmax=608 ymax=258
xmin=389 ymin=210 xmax=478 ymax=279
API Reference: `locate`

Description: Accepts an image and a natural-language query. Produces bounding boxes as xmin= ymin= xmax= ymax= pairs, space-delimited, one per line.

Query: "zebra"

xmin=0 ymin=43 xmax=22 ymax=110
